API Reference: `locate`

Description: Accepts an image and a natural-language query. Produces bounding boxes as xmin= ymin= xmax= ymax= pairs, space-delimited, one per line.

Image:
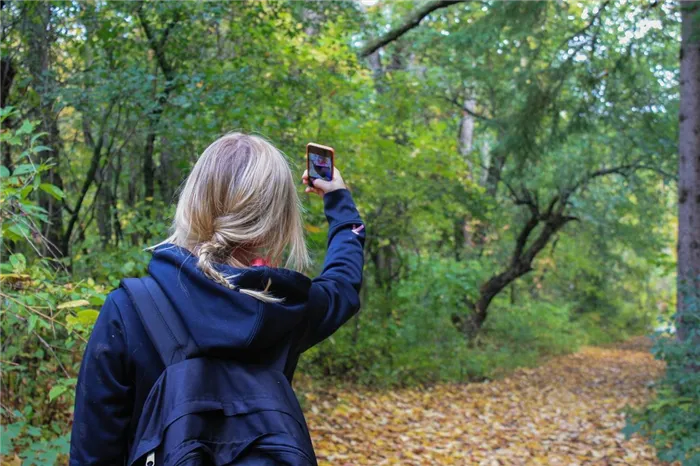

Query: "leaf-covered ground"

xmin=305 ymin=338 xmax=669 ymax=465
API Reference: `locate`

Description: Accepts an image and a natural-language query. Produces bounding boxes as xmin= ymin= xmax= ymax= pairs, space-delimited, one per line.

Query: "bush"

xmin=298 ymin=255 xmax=484 ymax=386
xmin=300 ymin=257 xmax=594 ymax=387
xmin=625 ymin=283 xmax=700 ymax=466
xmin=485 ymin=300 xmax=585 ymax=357
xmin=0 ymin=113 xmax=101 ymax=462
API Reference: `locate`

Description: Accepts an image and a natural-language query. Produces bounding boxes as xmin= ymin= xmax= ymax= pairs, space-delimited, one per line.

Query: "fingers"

xmin=311 ymin=178 xmax=332 ymax=192
xmin=302 ymin=164 xmax=346 ymax=198
xmin=304 ymin=185 xmax=323 ymax=197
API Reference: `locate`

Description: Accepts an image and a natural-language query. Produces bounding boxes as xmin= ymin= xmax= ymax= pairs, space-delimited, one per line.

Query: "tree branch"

xmin=438 ymin=95 xmax=494 ymax=121
xmin=137 ymin=3 xmax=180 ymax=82
xmin=562 ymin=163 xmax=639 ymax=203
xmin=503 ymin=180 xmax=539 ymax=216
xmin=359 ymin=0 xmax=467 ymax=57
xmin=512 ymin=211 xmax=540 ymax=267
xmin=62 ymin=98 xmax=116 ymax=253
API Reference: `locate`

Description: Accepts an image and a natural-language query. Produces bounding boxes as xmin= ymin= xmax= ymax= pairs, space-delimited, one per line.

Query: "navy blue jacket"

xmin=70 ymin=189 xmax=365 ymax=465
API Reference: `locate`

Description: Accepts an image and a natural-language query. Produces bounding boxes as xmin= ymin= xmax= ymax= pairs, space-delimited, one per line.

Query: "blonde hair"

xmin=161 ymin=132 xmax=309 ymax=302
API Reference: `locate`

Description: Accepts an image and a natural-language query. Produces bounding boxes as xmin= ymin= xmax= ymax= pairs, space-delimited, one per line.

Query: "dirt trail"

xmin=305 ymin=338 xmax=668 ymax=465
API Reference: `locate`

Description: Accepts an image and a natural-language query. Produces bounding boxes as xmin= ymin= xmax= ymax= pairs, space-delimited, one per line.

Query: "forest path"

xmin=305 ymin=337 xmax=669 ymax=465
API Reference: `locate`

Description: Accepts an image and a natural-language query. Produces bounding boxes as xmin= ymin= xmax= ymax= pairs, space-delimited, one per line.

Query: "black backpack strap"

xmin=121 ymin=277 xmax=198 ymax=366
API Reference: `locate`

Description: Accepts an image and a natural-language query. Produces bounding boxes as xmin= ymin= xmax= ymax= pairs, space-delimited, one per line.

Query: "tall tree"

xmin=22 ymin=2 xmax=65 ymax=257
xmin=677 ymin=0 xmax=700 ymax=343
xmin=136 ymin=2 xmax=181 ymax=205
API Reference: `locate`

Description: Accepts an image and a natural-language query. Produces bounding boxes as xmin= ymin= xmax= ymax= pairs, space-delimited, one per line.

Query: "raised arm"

xmin=300 ymin=168 xmax=366 ymax=350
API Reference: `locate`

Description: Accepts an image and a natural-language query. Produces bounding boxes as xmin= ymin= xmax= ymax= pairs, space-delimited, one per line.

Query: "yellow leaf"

xmin=0 ymin=273 xmax=31 ymax=283
xmin=57 ymin=299 xmax=90 ymax=309
xmin=77 ymin=309 xmax=99 ymax=325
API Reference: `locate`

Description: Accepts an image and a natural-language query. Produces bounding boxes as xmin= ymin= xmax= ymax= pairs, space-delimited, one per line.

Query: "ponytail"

xmin=196 ymin=237 xmax=283 ymax=303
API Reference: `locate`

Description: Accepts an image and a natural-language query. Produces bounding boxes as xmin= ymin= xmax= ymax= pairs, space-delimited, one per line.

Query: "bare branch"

xmin=359 ymin=1 xmax=467 ymax=57
xmin=35 ymin=333 xmax=70 ymax=378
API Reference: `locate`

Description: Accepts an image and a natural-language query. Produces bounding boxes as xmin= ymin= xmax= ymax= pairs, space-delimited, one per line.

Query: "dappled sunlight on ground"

xmin=305 ymin=337 xmax=670 ymax=465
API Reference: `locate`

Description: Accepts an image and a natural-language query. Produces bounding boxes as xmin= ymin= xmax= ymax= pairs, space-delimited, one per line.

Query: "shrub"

xmin=0 ymin=113 xmax=99 ymax=462
xmin=485 ymin=300 xmax=585 ymax=357
xmin=625 ymin=283 xmax=700 ymax=466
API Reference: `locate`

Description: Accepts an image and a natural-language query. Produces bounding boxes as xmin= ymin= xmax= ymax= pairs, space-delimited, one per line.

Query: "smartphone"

xmin=306 ymin=142 xmax=334 ymax=187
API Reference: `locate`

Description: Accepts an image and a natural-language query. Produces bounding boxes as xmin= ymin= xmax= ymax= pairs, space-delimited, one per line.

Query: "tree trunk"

xmin=0 ymin=48 xmax=14 ymax=96
xmin=457 ymin=95 xmax=478 ymax=252
xmin=479 ymin=141 xmax=490 ymax=187
xmin=484 ymin=148 xmax=506 ymax=197
xmin=24 ymin=3 xmax=65 ymax=257
xmin=677 ymin=0 xmax=700 ymax=343
xmin=137 ymin=5 xmax=180 ymax=210
xmin=1 ymin=56 xmax=16 ymax=171
xmin=144 ymin=119 xmax=157 ymax=201
xmin=458 ymin=97 xmax=475 ymax=163
xmin=457 ymin=209 xmax=574 ymax=339
xmin=96 ymin=162 xmax=114 ymax=248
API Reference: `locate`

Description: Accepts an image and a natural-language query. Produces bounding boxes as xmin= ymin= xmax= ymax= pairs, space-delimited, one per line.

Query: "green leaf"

xmin=20 ymin=184 xmax=33 ymax=199
xmin=9 ymin=253 xmax=26 ymax=272
xmin=3 ymin=135 xmax=21 ymax=145
xmin=32 ymin=145 xmax=53 ymax=153
xmin=6 ymin=223 xmax=30 ymax=240
xmin=30 ymin=131 xmax=48 ymax=144
xmin=88 ymin=294 xmax=107 ymax=306
xmin=1 ymin=423 xmax=21 ymax=455
xmin=28 ymin=314 xmax=38 ymax=333
xmin=48 ymin=385 xmax=67 ymax=402
xmin=16 ymin=120 xmax=35 ymax=135
xmin=0 ymin=105 xmax=15 ymax=120
xmin=0 ymin=165 xmax=9 ymax=178
xmin=39 ymin=183 xmax=65 ymax=200
xmin=12 ymin=164 xmax=36 ymax=176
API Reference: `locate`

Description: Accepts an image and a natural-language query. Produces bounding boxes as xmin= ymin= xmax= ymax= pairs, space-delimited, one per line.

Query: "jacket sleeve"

xmin=301 ymin=189 xmax=366 ymax=351
xmin=70 ymin=294 xmax=133 ymax=466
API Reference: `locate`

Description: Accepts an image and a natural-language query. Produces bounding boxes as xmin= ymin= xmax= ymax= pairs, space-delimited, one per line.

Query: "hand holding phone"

xmin=303 ymin=142 xmax=346 ymax=197
xmin=302 ymin=166 xmax=346 ymax=197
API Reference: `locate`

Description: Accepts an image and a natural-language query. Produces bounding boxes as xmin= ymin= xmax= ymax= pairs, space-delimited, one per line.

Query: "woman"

xmin=70 ymin=133 xmax=365 ymax=465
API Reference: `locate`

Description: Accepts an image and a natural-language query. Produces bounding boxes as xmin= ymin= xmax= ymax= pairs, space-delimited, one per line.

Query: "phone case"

xmin=306 ymin=142 xmax=334 ymax=186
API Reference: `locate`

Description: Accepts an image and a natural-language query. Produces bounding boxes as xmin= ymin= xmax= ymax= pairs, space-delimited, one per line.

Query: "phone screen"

xmin=308 ymin=150 xmax=333 ymax=182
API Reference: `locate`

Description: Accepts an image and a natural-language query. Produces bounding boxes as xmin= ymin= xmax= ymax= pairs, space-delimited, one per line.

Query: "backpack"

xmin=121 ymin=277 xmax=317 ymax=466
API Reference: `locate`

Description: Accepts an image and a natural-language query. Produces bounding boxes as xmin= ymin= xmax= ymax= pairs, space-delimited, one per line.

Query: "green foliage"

xmin=0 ymin=109 xmax=62 ymax=243
xmin=1 ymin=0 xmax=681 ymax=462
xmin=626 ymin=283 xmax=700 ymax=466
xmin=1 ymin=415 xmax=70 ymax=466
xmin=0 ymin=120 xmax=100 ymax=462
xmin=485 ymin=300 xmax=585 ymax=357
xmin=300 ymin=256 xmax=649 ymax=387
xmin=300 ymin=256 xmax=482 ymax=386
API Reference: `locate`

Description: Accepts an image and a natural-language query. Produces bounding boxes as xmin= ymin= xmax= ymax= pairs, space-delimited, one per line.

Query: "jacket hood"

xmin=147 ymin=244 xmax=311 ymax=355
